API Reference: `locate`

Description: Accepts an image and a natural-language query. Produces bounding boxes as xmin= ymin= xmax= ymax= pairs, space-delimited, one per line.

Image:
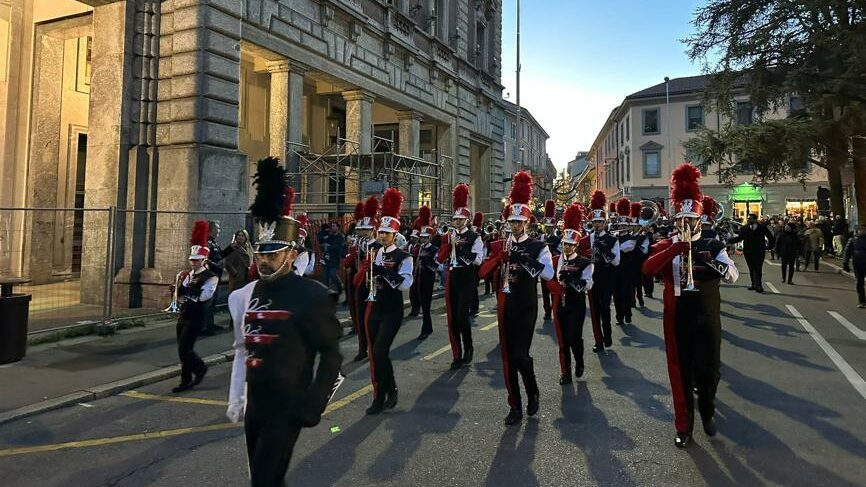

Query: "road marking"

xmin=786 ymin=305 xmax=866 ymax=401
xmin=0 ymin=384 xmax=372 ymax=458
xmin=422 ymin=345 xmax=453 ymax=361
xmin=481 ymin=321 xmax=498 ymax=331
xmin=766 ymin=261 xmax=781 ymax=267
xmin=120 ymin=391 xmax=228 ymax=406
xmin=765 ymin=282 xmax=780 ymax=294
xmin=828 ymin=311 xmax=866 ymax=340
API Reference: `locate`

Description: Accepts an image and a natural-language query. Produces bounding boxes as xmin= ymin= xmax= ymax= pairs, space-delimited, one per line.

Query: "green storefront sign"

xmin=729 ymin=183 xmax=764 ymax=201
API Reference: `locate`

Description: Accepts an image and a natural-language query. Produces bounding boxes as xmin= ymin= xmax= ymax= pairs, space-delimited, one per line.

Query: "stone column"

xmin=80 ymin=0 xmax=136 ymax=305
xmin=398 ymin=110 xmax=423 ymax=210
xmin=342 ymin=90 xmax=375 ymax=154
xmin=268 ymin=61 xmax=306 ymax=182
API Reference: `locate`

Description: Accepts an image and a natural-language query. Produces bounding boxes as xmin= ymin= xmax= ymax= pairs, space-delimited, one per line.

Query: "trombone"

xmin=366 ymin=245 xmax=377 ymax=301
xmin=501 ymin=236 xmax=512 ymax=294
xmin=164 ymin=270 xmax=185 ymax=313
xmin=679 ymin=218 xmax=697 ymax=292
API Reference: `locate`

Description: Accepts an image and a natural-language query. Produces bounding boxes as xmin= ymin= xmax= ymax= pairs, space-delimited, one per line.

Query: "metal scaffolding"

xmin=286 ymin=135 xmax=450 ymax=219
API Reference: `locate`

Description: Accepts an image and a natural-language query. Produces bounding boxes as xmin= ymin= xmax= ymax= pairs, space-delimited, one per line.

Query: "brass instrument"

xmin=366 ymin=245 xmax=377 ymax=301
xmin=502 ymin=237 xmax=513 ymax=294
xmin=164 ymin=270 xmax=185 ymax=313
xmin=484 ymin=223 xmax=497 ymax=236
xmin=679 ymin=219 xmax=697 ymax=292
xmin=450 ymin=228 xmax=459 ymax=268
xmin=438 ymin=223 xmax=451 ymax=236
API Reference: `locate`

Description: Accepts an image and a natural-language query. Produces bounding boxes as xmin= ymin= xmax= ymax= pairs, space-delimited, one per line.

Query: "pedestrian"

xmin=842 ymin=224 xmax=866 ymax=308
xmin=642 ymin=163 xmax=739 ymax=448
xmin=546 ymin=203 xmax=593 ymax=384
xmin=768 ymin=218 xmax=783 ymax=260
xmin=803 ymin=220 xmax=824 ymax=272
xmin=222 ymin=229 xmax=254 ymax=294
xmin=358 ymin=188 xmax=413 ymax=415
xmin=227 ymin=159 xmax=342 ymax=485
xmin=585 ymin=190 xmax=621 ymax=352
xmin=479 ymin=171 xmax=554 ymax=425
xmin=200 ymin=220 xmax=224 ymax=335
xmin=171 ymin=220 xmax=216 ymax=393
xmin=415 ymin=207 xmax=439 ymax=340
xmin=323 ymin=222 xmax=345 ymax=293
xmin=775 ymin=223 xmax=800 ymax=284
xmin=438 ymin=183 xmax=483 ymax=370
xmin=833 ymin=215 xmax=849 ymax=256
xmin=727 ymin=213 xmax=772 ymax=293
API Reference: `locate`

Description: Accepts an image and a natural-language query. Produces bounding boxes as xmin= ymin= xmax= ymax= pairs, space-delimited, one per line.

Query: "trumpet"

xmin=484 ymin=223 xmax=497 ymax=236
xmin=502 ymin=237 xmax=513 ymax=294
xmin=366 ymin=246 xmax=377 ymax=301
xmin=438 ymin=223 xmax=451 ymax=236
xmin=164 ymin=270 xmax=185 ymax=313
xmin=679 ymin=218 xmax=697 ymax=292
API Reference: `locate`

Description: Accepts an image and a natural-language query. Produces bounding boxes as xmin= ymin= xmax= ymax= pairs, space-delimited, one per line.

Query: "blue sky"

xmin=500 ymin=0 xmax=707 ymax=169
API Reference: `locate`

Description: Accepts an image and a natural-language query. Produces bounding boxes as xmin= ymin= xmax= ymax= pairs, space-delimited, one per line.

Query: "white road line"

xmin=765 ymin=281 xmax=781 ymax=294
xmin=422 ymin=345 xmax=452 ymax=361
xmin=786 ymin=305 xmax=866 ymax=401
xmin=828 ymin=311 xmax=866 ymax=340
xmin=766 ymin=261 xmax=781 ymax=267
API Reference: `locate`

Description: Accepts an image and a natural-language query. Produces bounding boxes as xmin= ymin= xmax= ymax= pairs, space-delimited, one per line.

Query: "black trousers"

xmin=541 ymin=283 xmax=552 ymax=317
xmin=470 ymin=272 xmax=480 ymax=315
xmin=855 ymin=267 xmax=866 ymax=304
xmin=502 ymin=293 xmax=539 ymax=409
xmin=366 ymin=296 xmax=403 ymax=399
xmin=744 ymin=251 xmax=765 ymax=289
xmin=642 ymin=272 xmax=655 ymax=297
xmin=354 ymin=286 xmax=370 ymax=356
xmin=176 ymin=314 xmax=206 ymax=384
xmin=613 ymin=271 xmax=633 ymax=324
xmin=674 ymin=291 xmax=722 ymax=433
xmin=446 ymin=267 xmax=475 ymax=360
xmin=554 ymin=294 xmax=586 ymax=376
xmin=590 ymin=273 xmax=614 ymax=344
xmin=781 ymin=256 xmax=796 ymax=282
xmin=804 ymin=249 xmax=821 ymax=271
xmin=418 ymin=270 xmax=436 ymax=335
xmin=409 ymin=278 xmax=420 ymax=314
xmin=244 ymin=394 xmax=303 ymax=487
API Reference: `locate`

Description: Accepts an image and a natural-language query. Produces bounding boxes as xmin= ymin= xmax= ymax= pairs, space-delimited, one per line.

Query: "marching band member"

xmin=584 ymin=190 xmax=621 ymax=353
xmin=350 ymin=197 xmax=381 ymax=361
xmin=630 ymin=201 xmax=652 ymax=308
xmin=343 ymin=202 xmax=368 ymax=360
xmin=546 ymin=203 xmax=594 ymax=385
xmin=407 ymin=220 xmax=423 ymax=318
xmin=642 ymin=164 xmax=738 ymax=448
xmin=540 ymin=199 xmax=561 ymax=321
xmin=415 ymin=207 xmax=439 ymax=340
xmin=170 ymin=219 xmax=217 ymax=393
xmin=470 ymin=211 xmax=485 ymax=316
xmin=438 ymin=184 xmax=484 ymax=370
xmin=357 ymin=188 xmax=414 ymax=415
xmin=614 ymin=198 xmax=637 ymax=327
xmin=293 ymin=214 xmax=315 ymax=276
xmin=700 ymin=196 xmax=720 ymax=240
xmin=480 ymin=171 xmax=554 ymax=425
xmin=226 ymin=157 xmax=343 ymax=485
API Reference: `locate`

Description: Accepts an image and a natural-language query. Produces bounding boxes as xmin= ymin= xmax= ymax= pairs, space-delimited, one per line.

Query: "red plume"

xmin=590 ymin=190 xmax=606 ymax=210
xmin=364 ymin=196 xmax=379 ymax=219
xmin=353 ymin=202 xmax=365 ymax=221
xmin=190 ymin=220 xmax=209 ymax=247
xmin=510 ymin=171 xmax=533 ymax=205
xmin=282 ymin=185 xmax=295 ymax=217
xmin=630 ymin=202 xmax=641 ymax=219
xmin=616 ymin=197 xmax=630 ymax=216
xmin=418 ymin=206 xmax=432 ymax=227
xmin=563 ymin=203 xmax=584 ymax=231
xmin=544 ymin=199 xmax=555 ymax=219
xmin=670 ymin=163 xmax=703 ymax=205
xmin=413 ymin=218 xmax=422 ymax=231
xmin=297 ymin=213 xmax=309 ymax=227
xmin=609 ymin=202 xmax=616 ymax=213
xmin=453 ymin=183 xmax=470 ymax=210
xmin=473 ymin=211 xmax=484 ymax=229
xmin=381 ymin=187 xmax=403 ymax=218
xmin=702 ymin=196 xmax=718 ymax=218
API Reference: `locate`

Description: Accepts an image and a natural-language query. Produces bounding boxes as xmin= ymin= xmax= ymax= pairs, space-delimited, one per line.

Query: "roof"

xmin=626 ymin=74 xmax=748 ymax=100
xmin=501 ymin=99 xmax=550 ymax=139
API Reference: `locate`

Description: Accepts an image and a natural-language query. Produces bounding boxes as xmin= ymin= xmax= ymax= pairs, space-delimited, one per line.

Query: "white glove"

xmin=226 ymin=402 xmax=244 ymax=423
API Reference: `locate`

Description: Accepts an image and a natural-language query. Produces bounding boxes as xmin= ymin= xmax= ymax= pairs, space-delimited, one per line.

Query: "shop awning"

xmin=729 ymin=183 xmax=764 ymax=202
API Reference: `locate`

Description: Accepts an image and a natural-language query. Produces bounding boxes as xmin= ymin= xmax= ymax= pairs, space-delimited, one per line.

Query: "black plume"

xmin=250 ymin=157 xmax=288 ymax=224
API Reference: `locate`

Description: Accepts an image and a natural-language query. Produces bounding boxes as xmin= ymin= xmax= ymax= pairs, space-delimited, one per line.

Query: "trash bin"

xmin=0 ymin=292 xmax=31 ymax=365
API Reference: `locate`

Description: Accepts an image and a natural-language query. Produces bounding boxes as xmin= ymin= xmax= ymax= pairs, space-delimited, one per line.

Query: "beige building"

xmin=502 ymin=100 xmax=554 ymax=205
xmin=588 ymin=75 xmax=827 ymax=221
xmin=1 ymin=0 xmax=507 ymax=310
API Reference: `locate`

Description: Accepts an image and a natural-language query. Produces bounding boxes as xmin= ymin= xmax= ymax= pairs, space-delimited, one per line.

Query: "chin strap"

xmin=258 ymin=255 xmax=292 ymax=281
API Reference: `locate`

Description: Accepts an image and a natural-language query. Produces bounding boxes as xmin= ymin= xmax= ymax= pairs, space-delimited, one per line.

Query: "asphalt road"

xmin=1 ymin=255 xmax=865 ymax=487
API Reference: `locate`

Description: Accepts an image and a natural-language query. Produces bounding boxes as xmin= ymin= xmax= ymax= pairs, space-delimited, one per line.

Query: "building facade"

xmin=587 ymin=75 xmax=827 ymax=222
xmin=502 ymin=99 xmax=553 ymax=206
xmin=1 ymin=0 xmax=506 ymax=309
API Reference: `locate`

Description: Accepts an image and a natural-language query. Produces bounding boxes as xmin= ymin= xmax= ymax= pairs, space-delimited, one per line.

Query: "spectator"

xmin=842 ymin=224 xmax=866 ymax=308
xmin=222 ymin=229 xmax=253 ymax=294
xmin=322 ymin=222 xmax=346 ymax=293
xmin=768 ymin=218 xmax=783 ymax=260
xmin=832 ymin=215 xmax=849 ymax=256
xmin=202 ymin=220 xmax=223 ymax=335
xmin=818 ymin=216 xmax=833 ymax=255
xmin=775 ymin=222 xmax=800 ymax=285
xmin=803 ymin=221 xmax=824 ymax=272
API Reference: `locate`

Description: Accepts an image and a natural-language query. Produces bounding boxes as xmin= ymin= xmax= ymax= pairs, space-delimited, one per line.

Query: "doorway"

xmin=732 ymin=201 xmax=762 ymax=223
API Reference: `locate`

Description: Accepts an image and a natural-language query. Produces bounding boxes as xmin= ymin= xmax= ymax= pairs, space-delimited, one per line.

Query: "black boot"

xmin=559 ymin=375 xmax=572 ymax=385
xmin=172 ymin=382 xmax=192 ymax=393
xmin=592 ymin=342 xmax=604 ymax=353
xmin=702 ymin=416 xmax=717 ymax=437
xmin=526 ymin=393 xmax=539 ymax=417
xmin=384 ymin=389 xmax=398 ymax=410
xmin=603 ymin=336 xmax=613 ymax=348
xmin=504 ymin=408 xmax=523 ymax=425
xmin=353 ymin=351 xmax=368 ymax=362
xmin=575 ymin=360 xmax=585 ymax=379
xmin=462 ymin=348 xmax=474 ymax=365
xmin=449 ymin=358 xmax=463 ymax=370
xmin=191 ymin=365 xmax=208 ymax=386
xmin=675 ymin=432 xmax=692 ymax=448
xmin=366 ymin=397 xmax=385 ymax=415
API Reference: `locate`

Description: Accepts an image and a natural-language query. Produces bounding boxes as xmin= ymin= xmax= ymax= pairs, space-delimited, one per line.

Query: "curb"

xmin=0 ymin=290 xmax=449 ymax=426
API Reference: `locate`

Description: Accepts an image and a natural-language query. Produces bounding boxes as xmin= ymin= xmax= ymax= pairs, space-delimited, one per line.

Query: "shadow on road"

xmin=618 ymin=322 xmax=665 ymax=351
xmin=484 ymin=418 xmax=540 ymax=487
xmin=721 ymin=330 xmax=832 ymax=371
xmin=598 ymin=350 xmax=672 ymax=423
